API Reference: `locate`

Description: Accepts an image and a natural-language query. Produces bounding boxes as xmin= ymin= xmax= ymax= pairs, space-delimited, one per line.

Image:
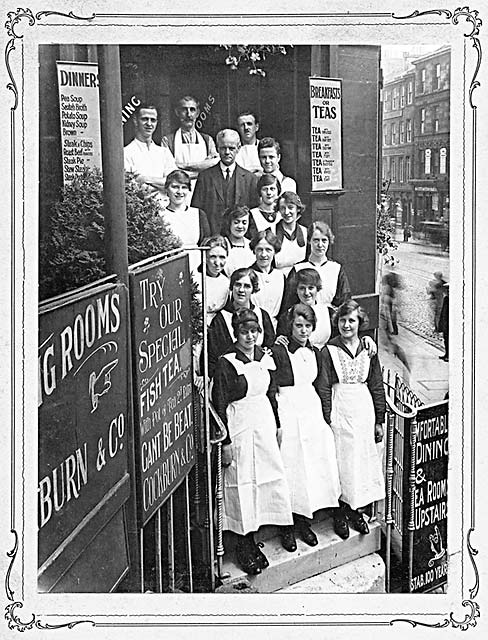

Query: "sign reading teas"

xmin=130 ymin=253 xmax=195 ymax=526
xmin=57 ymin=61 xmax=102 ymax=185
xmin=38 ymin=282 xmax=131 ymax=591
xmin=309 ymin=77 xmax=343 ymax=191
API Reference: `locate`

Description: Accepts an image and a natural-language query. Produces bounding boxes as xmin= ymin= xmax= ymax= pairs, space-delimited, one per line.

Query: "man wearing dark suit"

xmin=191 ymin=129 xmax=259 ymax=235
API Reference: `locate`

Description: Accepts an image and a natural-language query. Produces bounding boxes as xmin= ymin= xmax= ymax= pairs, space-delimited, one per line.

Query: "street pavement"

xmin=378 ymin=230 xmax=449 ymax=405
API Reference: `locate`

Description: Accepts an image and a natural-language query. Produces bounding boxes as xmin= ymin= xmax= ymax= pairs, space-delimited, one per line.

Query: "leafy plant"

xmin=39 ymin=168 xmax=203 ymax=342
xmin=376 ymin=202 xmax=398 ymax=266
xmin=218 ymin=45 xmax=291 ymax=77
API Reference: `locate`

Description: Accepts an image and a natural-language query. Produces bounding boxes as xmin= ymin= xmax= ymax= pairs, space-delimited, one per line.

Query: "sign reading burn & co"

xmin=130 ymin=253 xmax=195 ymax=526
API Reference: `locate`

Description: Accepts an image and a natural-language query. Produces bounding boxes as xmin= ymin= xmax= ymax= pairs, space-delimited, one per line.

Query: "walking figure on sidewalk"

xmin=426 ymin=271 xmax=447 ymax=332
xmin=381 ymin=268 xmax=411 ymax=380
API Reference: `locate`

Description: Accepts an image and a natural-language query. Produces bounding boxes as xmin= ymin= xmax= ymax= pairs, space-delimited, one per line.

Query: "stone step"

xmin=277 ymin=553 xmax=385 ymax=593
xmin=216 ymin=514 xmax=381 ymax=593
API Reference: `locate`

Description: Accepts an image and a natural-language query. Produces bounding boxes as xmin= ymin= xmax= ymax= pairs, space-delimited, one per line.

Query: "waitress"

xmin=272 ymin=304 xmax=341 ymax=551
xmin=212 ymin=309 xmax=293 ymax=575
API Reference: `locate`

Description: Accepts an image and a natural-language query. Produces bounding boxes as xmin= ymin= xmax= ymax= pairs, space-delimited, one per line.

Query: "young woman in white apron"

xmin=316 ymin=300 xmax=386 ymax=539
xmin=247 ymin=173 xmax=282 ymax=238
xmin=274 ymin=192 xmax=308 ymax=276
xmin=212 ymin=309 xmax=293 ymax=574
xmin=272 ymin=304 xmax=341 ymax=551
xmin=160 ymin=170 xmax=210 ymax=273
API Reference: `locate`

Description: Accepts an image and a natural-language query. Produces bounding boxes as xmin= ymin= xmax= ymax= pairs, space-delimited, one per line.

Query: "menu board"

xmin=403 ymin=401 xmax=448 ymax=593
xmin=129 ymin=253 xmax=195 ymax=526
xmin=57 ymin=61 xmax=102 ymax=184
xmin=38 ymin=283 xmax=130 ymax=584
xmin=309 ymin=77 xmax=343 ymax=191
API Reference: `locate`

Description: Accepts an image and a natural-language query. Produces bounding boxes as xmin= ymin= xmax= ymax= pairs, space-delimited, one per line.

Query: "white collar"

xmin=220 ymin=162 xmax=236 ymax=176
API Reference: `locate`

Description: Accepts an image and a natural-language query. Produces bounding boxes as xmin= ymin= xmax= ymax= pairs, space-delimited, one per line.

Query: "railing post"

xmin=385 ymin=410 xmax=396 ymax=592
xmin=407 ymin=414 xmax=418 ymax=592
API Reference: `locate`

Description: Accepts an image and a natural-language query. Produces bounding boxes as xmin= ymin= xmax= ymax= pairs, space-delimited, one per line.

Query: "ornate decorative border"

xmin=3 ymin=5 xmax=481 ymax=632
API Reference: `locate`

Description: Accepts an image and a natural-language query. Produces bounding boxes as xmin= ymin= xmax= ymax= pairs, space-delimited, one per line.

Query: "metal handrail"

xmin=383 ymin=377 xmax=418 ymax=593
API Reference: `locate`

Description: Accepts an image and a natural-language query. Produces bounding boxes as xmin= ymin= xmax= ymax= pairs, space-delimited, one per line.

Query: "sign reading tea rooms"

xmin=130 ymin=253 xmax=195 ymax=526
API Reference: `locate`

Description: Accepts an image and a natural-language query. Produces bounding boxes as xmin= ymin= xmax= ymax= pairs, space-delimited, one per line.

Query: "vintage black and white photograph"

xmin=1 ymin=2 xmax=486 ymax=637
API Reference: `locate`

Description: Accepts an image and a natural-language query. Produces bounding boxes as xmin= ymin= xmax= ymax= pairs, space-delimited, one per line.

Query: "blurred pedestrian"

xmin=381 ymin=268 xmax=411 ymax=379
xmin=403 ymin=223 xmax=411 ymax=242
xmin=438 ymin=283 xmax=449 ymax=361
xmin=427 ymin=271 xmax=447 ymax=332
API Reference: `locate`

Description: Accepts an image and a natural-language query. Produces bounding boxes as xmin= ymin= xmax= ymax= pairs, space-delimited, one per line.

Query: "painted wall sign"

xmin=309 ymin=77 xmax=343 ymax=191
xmin=129 ymin=253 xmax=195 ymax=526
xmin=403 ymin=401 xmax=448 ymax=593
xmin=56 ymin=61 xmax=102 ymax=184
xmin=38 ymin=283 xmax=130 ymax=590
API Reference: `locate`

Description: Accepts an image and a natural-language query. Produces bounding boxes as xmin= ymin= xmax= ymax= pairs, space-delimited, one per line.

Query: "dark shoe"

xmin=295 ymin=519 xmax=318 ymax=547
xmin=253 ymin=541 xmax=269 ymax=570
xmin=236 ymin=539 xmax=262 ymax=575
xmin=280 ymin=526 xmax=297 ymax=552
xmin=348 ymin=510 xmax=370 ymax=535
xmin=333 ymin=511 xmax=350 ymax=540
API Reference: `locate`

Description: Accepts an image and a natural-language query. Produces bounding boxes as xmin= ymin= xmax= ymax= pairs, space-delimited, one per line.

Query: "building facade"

xmin=382 ymin=46 xmax=450 ymax=231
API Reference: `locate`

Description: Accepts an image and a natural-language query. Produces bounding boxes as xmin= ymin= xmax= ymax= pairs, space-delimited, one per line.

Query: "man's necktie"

xmin=225 ymin=168 xmax=231 ymax=183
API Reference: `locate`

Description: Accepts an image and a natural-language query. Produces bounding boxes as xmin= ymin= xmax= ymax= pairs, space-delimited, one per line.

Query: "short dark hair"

xmin=276 ymin=191 xmax=306 ymax=214
xmin=308 ymin=220 xmax=335 ymax=245
xmin=258 ymin=137 xmax=281 ymax=155
xmin=133 ymin=103 xmax=158 ymax=118
xmin=249 ymin=229 xmax=282 ymax=254
xmin=296 ymin=267 xmax=322 ymax=292
xmin=333 ymin=299 xmax=369 ymax=330
xmin=256 ymin=173 xmax=281 ymax=197
xmin=220 ymin=206 xmax=250 ymax=237
xmin=237 ymin=110 xmax=259 ymax=124
xmin=230 ymin=267 xmax=260 ymax=294
xmin=285 ymin=303 xmax=317 ymax=333
xmin=164 ymin=169 xmax=191 ymax=189
xmin=231 ymin=308 xmax=262 ymax=338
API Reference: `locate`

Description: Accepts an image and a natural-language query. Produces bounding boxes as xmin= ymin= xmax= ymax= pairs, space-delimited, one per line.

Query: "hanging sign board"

xmin=56 ymin=61 xmax=102 ymax=185
xmin=129 ymin=253 xmax=195 ymax=526
xmin=309 ymin=77 xmax=343 ymax=191
xmin=38 ymin=282 xmax=131 ymax=592
xmin=403 ymin=401 xmax=448 ymax=593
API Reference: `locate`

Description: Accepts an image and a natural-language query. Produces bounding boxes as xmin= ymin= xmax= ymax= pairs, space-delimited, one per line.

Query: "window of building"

xmin=405 ymin=156 xmax=411 ymax=181
xmin=433 ymin=63 xmax=441 ymax=90
xmin=383 ymin=124 xmax=389 ymax=146
xmin=400 ymin=85 xmax=406 ymax=107
xmin=400 ymin=121 xmax=405 ymax=143
xmin=431 ymin=148 xmax=439 ymax=174
xmin=407 ymin=80 xmax=413 ymax=104
xmin=433 ymin=105 xmax=439 ymax=132
xmin=393 ymin=87 xmax=399 ymax=109
xmin=440 ymin=147 xmax=447 ymax=174
xmin=406 ymin=119 xmax=412 ymax=142
xmin=399 ymin=157 xmax=404 ymax=183
xmin=391 ymin=158 xmax=396 ymax=182
xmin=382 ymin=158 xmax=387 ymax=181
xmin=420 ymin=68 xmax=426 ymax=93
xmin=420 ymin=108 xmax=426 ymax=134
xmin=383 ymin=90 xmax=389 ymax=111
xmin=425 ymin=148 xmax=431 ymax=174
xmin=419 ymin=150 xmax=424 ymax=175
xmin=392 ymin=122 xmax=398 ymax=145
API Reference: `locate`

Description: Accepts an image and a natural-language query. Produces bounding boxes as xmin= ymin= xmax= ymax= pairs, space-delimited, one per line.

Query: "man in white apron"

xmin=123 ymin=103 xmax=177 ymax=208
xmin=235 ymin=110 xmax=262 ymax=175
xmin=162 ymin=95 xmax=219 ymax=194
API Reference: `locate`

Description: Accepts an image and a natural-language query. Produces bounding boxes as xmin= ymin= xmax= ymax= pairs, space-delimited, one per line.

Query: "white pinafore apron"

xmin=277 ymin=347 xmax=341 ymax=518
xmin=222 ymin=353 xmax=293 ymax=534
xmin=249 ymin=207 xmax=281 ymax=233
xmin=173 ymin=129 xmax=208 ymax=195
xmin=162 ymin=206 xmax=201 ymax=273
xmin=295 ymin=260 xmax=341 ymax=342
xmin=327 ymin=346 xmax=385 ymax=510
